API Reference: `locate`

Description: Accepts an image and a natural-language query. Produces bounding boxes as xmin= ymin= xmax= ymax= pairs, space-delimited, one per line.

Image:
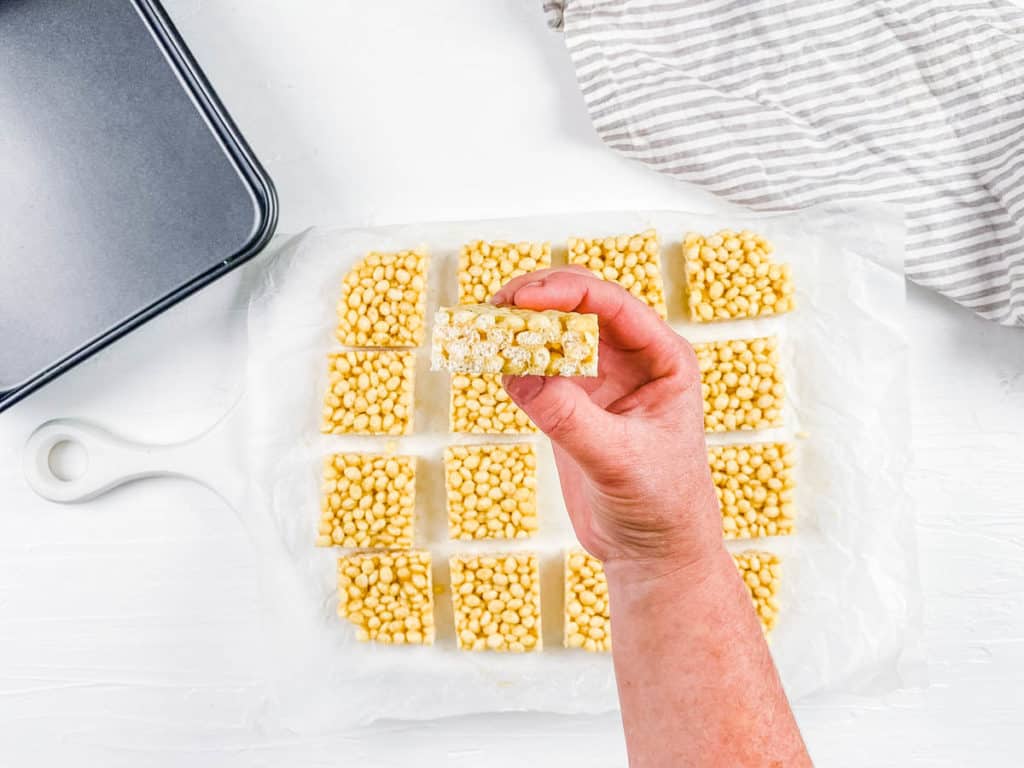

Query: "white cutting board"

xmin=24 ymin=206 xmax=916 ymax=730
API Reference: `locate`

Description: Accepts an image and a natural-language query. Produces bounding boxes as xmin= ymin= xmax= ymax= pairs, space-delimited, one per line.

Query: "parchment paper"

xmin=244 ymin=204 xmax=919 ymax=730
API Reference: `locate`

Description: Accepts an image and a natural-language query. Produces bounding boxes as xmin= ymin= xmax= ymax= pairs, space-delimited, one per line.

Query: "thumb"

xmin=503 ymin=375 xmax=620 ymax=473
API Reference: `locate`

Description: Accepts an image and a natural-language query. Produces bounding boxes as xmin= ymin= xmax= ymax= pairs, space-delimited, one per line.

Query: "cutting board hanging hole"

xmin=47 ymin=439 xmax=88 ymax=482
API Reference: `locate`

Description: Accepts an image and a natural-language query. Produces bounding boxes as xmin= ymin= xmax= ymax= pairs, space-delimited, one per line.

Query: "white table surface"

xmin=2 ymin=2 xmax=1023 ymax=765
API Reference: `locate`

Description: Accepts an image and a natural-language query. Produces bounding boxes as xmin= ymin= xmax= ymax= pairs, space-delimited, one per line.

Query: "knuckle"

xmin=564 ymin=264 xmax=595 ymax=278
xmin=673 ymin=336 xmax=701 ymax=377
xmin=536 ymin=392 xmax=580 ymax=440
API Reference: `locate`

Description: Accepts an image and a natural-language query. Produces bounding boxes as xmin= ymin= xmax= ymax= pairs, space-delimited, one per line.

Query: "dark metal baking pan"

xmin=0 ymin=0 xmax=278 ymax=412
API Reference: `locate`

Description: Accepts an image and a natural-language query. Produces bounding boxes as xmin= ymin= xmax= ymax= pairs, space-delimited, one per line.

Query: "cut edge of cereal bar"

xmin=431 ymin=304 xmax=598 ymax=377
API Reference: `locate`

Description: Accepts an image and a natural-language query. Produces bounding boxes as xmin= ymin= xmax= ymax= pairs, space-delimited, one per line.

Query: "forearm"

xmin=606 ymin=547 xmax=810 ymax=768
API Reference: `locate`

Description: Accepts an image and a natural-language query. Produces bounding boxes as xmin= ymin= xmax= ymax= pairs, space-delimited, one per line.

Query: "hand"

xmin=493 ymin=268 xmax=722 ymax=576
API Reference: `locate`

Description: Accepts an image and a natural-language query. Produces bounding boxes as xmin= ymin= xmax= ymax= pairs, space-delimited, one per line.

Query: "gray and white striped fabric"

xmin=544 ymin=0 xmax=1024 ymax=325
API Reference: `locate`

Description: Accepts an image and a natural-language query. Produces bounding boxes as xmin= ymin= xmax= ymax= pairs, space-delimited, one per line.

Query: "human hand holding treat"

xmin=494 ymin=267 xmax=810 ymax=767
xmin=493 ymin=267 xmax=720 ymax=573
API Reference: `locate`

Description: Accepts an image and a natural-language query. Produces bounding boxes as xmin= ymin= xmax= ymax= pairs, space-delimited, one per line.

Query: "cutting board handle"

xmin=23 ymin=412 xmax=239 ymax=504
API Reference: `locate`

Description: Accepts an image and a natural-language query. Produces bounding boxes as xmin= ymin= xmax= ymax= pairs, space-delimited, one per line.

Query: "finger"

xmin=503 ymin=375 xmax=623 ymax=474
xmin=491 ymin=265 xmax=591 ymax=306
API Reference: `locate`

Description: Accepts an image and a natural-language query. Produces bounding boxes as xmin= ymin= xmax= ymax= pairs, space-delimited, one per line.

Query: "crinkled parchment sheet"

xmin=243 ymin=204 xmax=920 ymax=730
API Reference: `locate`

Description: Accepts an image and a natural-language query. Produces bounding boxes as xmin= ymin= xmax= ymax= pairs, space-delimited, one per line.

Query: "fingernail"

xmin=490 ymin=290 xmax=507 ymax=306
xmin=504 ymin=374 xmax=544 ymax=402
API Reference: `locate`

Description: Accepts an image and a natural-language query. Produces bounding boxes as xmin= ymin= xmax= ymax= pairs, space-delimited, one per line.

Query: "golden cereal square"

xmin=694 ymin=336 xmax=784 ymax=433
xmin=321 ymin=350 xmax=416 ymax=435
xmin=684 ymin=230 xmax=794 ymax=322
xmin=444 ymin=443 xmax=538 ymax=540
xmin=709 ymin=443 xmax=795 ymax=539
xmin=337 ymin=550 xmax=435 ymax=645
xmin=449 ymin=373 xmax=538 ymax=435
xmin=458 ymin=239 xmax=551 ymax=304
xmin=567 ymin=229 xmax=667 ymax=318
xmin=564 ymin=549 xmax=611 ymax=652
xmin=733 ymin=550 xmax=781 ymax=634
xmin=317 ymin=453 xmax=417 ymax=549
xmin=335 ymin=248 xmax=429 ymax=347
xmin=449 ymin=553 xmax=542 ymax=652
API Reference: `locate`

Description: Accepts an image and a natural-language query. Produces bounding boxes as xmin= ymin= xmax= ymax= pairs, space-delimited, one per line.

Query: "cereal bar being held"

xmin=431 ymin=304 xmax=598 ymax=377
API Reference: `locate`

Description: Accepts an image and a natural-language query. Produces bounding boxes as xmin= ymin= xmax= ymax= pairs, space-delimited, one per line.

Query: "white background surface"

xmin=1 ymin=1 xmax=1022 ymax=765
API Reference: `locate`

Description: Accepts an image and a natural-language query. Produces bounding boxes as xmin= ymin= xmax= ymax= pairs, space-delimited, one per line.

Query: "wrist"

xmin=602 ymin=543 xmax=733 ymax=598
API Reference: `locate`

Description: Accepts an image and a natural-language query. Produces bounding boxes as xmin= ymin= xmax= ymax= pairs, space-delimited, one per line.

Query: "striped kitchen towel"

xmin=544 ymin=0 xmax=1024 ymax=325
